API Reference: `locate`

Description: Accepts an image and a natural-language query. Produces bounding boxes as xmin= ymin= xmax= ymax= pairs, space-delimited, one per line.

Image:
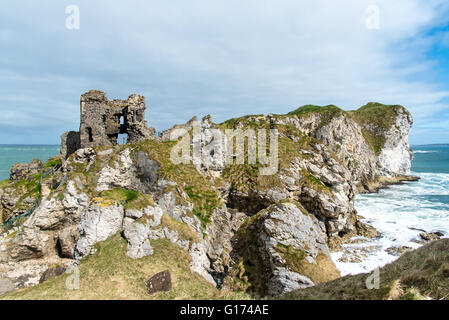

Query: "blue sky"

xmin=0 ymin=0 xmax=448 ymax=145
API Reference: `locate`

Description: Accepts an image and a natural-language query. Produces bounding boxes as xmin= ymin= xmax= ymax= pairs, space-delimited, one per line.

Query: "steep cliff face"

xmin=0 ymin=99 xmax=415 ymax=298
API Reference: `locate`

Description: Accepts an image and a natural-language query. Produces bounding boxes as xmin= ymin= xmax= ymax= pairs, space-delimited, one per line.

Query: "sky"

xmin=0 ymin=0 xmax=448 ymax=145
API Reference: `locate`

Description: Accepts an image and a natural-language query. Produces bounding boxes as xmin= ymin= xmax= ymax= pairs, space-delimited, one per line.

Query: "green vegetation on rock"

xmin=349 ymin=102 xmax=406 ymax=155
xmin=288 ymin=104 xmax=343 ymax=129
xmin=100 ymin=188 xmax=155 ymax=211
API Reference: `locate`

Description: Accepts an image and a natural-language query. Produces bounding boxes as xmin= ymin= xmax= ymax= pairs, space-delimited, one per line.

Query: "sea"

xmin=0 ymin=145 xmax=60 ymax=181
xmin=333 ymin=144 xmax=449 ymax=275
xmin=0 ymin=144 xmax=448 ymax=276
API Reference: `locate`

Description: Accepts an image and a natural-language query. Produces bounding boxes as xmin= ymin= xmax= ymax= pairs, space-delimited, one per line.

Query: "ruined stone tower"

xmin=61 ymin=90 xmax=156 ymax=158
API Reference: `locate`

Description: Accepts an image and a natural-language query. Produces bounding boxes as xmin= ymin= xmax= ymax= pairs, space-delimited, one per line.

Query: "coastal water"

xmin=333 ymin=144 xmax=449 ymax=275
xmin=0 ymin=145 xmax=60 ymax=181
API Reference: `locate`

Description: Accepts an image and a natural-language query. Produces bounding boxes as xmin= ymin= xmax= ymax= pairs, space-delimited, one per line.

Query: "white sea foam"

xmin=413 ymin=150 xmax=439 ymax=154
xmin=332 ymin=171 xmax=449 ymax=276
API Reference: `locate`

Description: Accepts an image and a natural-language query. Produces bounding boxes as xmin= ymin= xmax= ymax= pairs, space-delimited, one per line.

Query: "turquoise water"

xmin=334 ymin=144 xmax=449 ymax=275
xmin=0 ymin=145 xmax=60 ymax=181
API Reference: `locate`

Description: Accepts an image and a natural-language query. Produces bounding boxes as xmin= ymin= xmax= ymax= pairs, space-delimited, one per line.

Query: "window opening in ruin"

xmin=119 ymin=115 xmax=125 ymax=125
xmin=87 ymin=127 xmax=93 ymax=142
xmin=118 ymin=133 xmax=128 ymax=145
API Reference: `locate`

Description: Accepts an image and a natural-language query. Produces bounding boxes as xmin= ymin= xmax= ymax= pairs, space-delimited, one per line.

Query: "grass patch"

xmin=184 ymin=185 xmax=220 ymax=228
xmin=100 ymin=188 xmax=154 ymax=211
xmin=1 ymin=233 xmax=251 ymax=300
xmin=0 ymin=179 xmax=9 ymax=187
xmin=42 ymin=157 xmax=62 ymax=169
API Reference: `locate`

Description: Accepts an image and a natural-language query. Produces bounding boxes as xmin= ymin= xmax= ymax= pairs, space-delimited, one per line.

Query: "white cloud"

xmin=0 ymin=0 xmax=448 ymax=143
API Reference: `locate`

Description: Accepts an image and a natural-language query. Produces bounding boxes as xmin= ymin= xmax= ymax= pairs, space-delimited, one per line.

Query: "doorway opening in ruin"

xmin=118 ymin=133 xmax=128 ymax=145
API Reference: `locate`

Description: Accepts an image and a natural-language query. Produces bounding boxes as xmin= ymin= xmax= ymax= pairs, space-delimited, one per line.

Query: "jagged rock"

xmin=146 ymin=270 xmax=172 ymax=295
xmin=189 ymin=242 xmax=216 ymax=285
xmin=8 ymin=226 xmax=49 ymax=261
xmin=122 ymin=206 xmax=163 ymax=259
xmin=205 ymin=206 xmax=247 ymax=274
xmin=378 ymin=107 xmax=413 ymax=176
xmin=75 ymin=202 xmax=124 ymax=258
xmin=134 ymin=151 xmax=159 ymax=187
xmin=9 ymin=159 xmax=42 ymax=182
xmin=385 ymin=246 xmax=413 ymax=256
xmin=268 ymin=269 xmax=314 ymax=296
xmin=123 ymin=218 xmax=154 ymax=259
xmin=233 ymin=202 xmax=340 ymax=296
xmin=57 ymin=226 xmax=79 ymax=259
xmin=355 ymin=220 xmax=380 ymax=238
xmin=39 ymin=264 xmax=66 ymax=283
xmin=419 ymin=232 xmax=442 ymax=242
xmin=95 ymin=148 xmax=158 ymax=193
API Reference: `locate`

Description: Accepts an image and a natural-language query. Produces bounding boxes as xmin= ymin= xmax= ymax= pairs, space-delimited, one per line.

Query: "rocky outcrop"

xmin=0 ymin=94 xmax=417 ymax=298
xmin=9 ymin=159 xmax=42 ymax=182
xmin=227 ymin=202 xmax=340 ymax=296
xmin=74 ymin=201 xmax=124 ymax=258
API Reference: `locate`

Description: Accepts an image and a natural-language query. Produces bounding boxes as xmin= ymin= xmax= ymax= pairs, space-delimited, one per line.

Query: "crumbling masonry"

xmin=61 ymin=90 xmax=156 ymax=158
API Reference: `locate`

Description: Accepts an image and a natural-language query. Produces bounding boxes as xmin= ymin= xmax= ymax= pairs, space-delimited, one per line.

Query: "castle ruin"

xmin=61 ymin=90 xmax=156 ymax=158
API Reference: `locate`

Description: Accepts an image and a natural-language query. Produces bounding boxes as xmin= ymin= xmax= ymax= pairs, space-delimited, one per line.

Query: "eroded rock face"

xmin=75 ymin=202 xmax=124 ymax=258
xmin=96 ymin=148 xmax=159 ymax=194
xmin=378 ymin=107 xmax=413 ymax=176
xmin=122 ymin=206 xmax=163 ymax=259
xmin=233 ymin=202 xmax=340 ymax=296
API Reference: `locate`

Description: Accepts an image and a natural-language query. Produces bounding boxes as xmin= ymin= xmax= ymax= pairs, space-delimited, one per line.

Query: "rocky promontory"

xmin=0 ymin=91 xmax=422 ymax=299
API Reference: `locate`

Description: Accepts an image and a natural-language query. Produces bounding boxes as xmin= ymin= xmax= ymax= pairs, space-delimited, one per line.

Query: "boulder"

xmin=419 ymin=232 xmax=442 ymax=242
